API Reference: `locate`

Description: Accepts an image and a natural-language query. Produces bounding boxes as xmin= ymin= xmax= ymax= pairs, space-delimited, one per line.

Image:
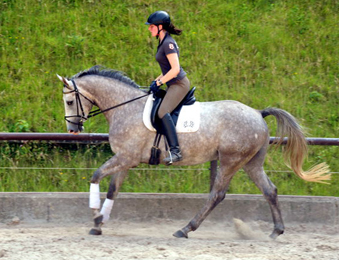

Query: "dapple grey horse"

xmin=57 ymin=66 xmax=330 ymax=239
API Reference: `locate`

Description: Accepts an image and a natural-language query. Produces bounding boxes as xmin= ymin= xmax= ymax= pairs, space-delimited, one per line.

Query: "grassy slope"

xmin=0 ymin=0 xmax=338 ymax=194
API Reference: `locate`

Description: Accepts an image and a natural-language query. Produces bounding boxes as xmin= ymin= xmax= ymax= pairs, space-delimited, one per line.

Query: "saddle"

xmin=148 ymin=87 xmax=196 ymax=165
xmin=150 ymin=87 xmax=196 ymax=134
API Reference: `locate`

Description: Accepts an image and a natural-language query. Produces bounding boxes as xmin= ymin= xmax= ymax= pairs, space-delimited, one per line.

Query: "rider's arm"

xmin=156 ymin=53 xmax=180 ymax=86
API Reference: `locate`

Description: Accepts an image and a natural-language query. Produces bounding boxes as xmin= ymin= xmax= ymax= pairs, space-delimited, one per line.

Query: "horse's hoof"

xmin=173 ymin=230 xmax=188 ymax=238
xmin=89 ymin=227 xmax=102 ymax=235
xmin=269 ymin=229 xmax=284 ymax=239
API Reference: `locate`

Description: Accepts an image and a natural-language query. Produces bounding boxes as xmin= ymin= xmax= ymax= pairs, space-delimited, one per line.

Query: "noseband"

xmin=63 ymin=79 xmax=149 ymax=129
xmin=62 ymin=79 xmax=95 ymax=130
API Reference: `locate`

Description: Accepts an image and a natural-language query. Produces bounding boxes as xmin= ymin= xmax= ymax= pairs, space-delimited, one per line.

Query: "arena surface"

xmin=1 ymin=220 xmax=339 ymax=260
xmin=0 ymin=193 xmax=338 ymax=259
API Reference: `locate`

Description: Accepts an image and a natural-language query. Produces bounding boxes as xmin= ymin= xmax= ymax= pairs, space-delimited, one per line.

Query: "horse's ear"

xmin=57 ymin=74 xmax=73 ymax=90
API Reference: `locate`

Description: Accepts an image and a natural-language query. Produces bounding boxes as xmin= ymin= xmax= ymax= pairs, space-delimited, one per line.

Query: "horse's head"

xmin=57 ymin=75 xmax=94 ymax=134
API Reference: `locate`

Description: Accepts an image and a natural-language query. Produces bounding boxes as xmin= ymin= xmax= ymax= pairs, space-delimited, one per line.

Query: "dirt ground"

xmin=0 ymin=218 xmax=339 ymax=260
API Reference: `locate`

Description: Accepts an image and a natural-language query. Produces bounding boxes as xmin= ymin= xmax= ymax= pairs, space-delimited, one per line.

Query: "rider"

xmin=146 ymin=10 xmax=190 ymax=165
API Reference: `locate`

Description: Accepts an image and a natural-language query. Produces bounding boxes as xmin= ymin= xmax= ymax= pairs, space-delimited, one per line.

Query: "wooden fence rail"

xmin=0 ymin=133 xmax=339 ymax=145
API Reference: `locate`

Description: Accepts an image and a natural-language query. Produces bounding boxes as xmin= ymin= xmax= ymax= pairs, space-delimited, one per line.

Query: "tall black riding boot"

xmin=161 ymin=113 xmax=182 ymax=165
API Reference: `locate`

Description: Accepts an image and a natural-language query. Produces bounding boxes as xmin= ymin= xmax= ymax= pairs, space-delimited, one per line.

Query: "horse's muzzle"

xmin=67 ymin=122 xmax=84 ymax=134
xmin=68 ymin=128 xmax=83 ymax=135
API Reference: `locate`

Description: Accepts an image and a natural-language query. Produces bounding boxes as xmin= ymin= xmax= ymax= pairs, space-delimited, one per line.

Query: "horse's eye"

xmin=67 ymin=101 xmax=73 ymax=106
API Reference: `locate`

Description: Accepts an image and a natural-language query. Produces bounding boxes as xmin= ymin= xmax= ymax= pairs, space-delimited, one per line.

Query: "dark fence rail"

xmin=0 ymin=133 xmax=338 ymax=146
xmin=0 ymin=133 xmax=109 ymax=144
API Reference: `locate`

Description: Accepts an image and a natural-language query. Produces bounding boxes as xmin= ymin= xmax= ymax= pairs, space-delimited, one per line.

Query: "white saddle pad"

xmin=143 ymin=94 xmax=200 ymax=133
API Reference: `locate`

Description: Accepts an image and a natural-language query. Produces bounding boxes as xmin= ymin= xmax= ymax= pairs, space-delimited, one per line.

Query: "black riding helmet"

xmin=145 ymin=11 xmax=171 ymax=26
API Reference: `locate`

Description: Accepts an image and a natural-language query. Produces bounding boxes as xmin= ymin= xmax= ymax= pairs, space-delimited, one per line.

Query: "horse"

xmin=57 ymin=65 xmax=330 ymax=239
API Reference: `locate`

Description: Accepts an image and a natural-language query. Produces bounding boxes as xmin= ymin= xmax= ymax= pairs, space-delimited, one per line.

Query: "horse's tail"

xmin=260 ymin=107 xmax=331 ymax=184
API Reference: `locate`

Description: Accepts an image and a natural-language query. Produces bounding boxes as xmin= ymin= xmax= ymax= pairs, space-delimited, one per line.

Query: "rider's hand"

xmin=149 ymin=81 xmax=160 ymax=94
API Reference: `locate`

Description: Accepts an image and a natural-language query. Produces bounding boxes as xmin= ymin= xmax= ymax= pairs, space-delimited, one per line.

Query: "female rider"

xmin=146 ymin=10 xmax=190 ymax=165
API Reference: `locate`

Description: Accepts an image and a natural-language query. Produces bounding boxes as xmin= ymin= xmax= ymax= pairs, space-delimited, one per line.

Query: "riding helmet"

xmin=145 ymin=11 xmax=171 ymax=26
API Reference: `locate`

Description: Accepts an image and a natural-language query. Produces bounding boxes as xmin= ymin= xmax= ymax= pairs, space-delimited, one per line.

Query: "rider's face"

xmin=148 ymin=24 xmax=161 ymax=37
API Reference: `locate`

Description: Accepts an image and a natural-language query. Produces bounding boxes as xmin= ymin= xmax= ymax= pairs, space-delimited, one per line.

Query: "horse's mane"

xmin=72 ymin=65 xmax=140 ymax=89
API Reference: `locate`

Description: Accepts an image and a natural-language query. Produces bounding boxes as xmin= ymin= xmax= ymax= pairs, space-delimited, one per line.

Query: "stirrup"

xmin=163 ymin=150 xmax=182 ymax=165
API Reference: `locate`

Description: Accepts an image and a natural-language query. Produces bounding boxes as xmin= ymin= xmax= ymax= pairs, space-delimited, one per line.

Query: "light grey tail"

xmin=260 ymin=107 xmax=330 ymax=183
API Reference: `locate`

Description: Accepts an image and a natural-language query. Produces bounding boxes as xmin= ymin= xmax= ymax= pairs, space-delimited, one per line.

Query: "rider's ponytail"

xmin=164 ymin=23 xmax=182 ymax=35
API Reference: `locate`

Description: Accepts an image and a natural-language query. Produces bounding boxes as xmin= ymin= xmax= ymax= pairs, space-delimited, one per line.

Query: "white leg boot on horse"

xmin=161 ymin=113 xmax=182 ymax=165
xmin=89 ymin=183 xmax=103 ymax=235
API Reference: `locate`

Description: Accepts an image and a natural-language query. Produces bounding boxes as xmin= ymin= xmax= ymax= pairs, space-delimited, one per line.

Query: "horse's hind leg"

xmin=173 ymin=163 xmax=236 ymax=239
xmin=243 ymin=148 xmax=284 ymax=239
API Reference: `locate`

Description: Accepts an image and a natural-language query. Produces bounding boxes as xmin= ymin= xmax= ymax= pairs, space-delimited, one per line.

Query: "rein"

xmin=87 ymin=93 xmax=149 ymax=118
xmin=63 ymin=79 xmax=149 ymax=127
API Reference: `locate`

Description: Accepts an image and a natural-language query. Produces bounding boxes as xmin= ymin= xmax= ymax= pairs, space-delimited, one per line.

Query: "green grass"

xmin=0 ymin=0 xmax=338 ymax=194
xmin=0 ymin=143 xmax=338 ymax=196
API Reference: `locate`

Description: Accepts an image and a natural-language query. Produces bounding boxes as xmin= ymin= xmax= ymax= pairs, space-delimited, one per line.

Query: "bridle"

xmin=63 ymin=79 xmax=149 ymax=129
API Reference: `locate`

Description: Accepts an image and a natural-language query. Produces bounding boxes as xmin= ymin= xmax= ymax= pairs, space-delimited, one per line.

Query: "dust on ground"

xmin=0 ymin=218 xmax=338 ymax=260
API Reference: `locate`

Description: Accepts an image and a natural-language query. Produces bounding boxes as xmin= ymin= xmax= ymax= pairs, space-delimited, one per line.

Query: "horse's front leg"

xmin=88 ymin=155 xmax=135 ymax=235
xmin=89 ymin=171 xmax=128 ymax=235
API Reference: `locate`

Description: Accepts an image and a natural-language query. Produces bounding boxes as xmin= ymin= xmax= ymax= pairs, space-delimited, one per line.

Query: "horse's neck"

xmin=79 ymin=77 xmax=145 ymax=117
